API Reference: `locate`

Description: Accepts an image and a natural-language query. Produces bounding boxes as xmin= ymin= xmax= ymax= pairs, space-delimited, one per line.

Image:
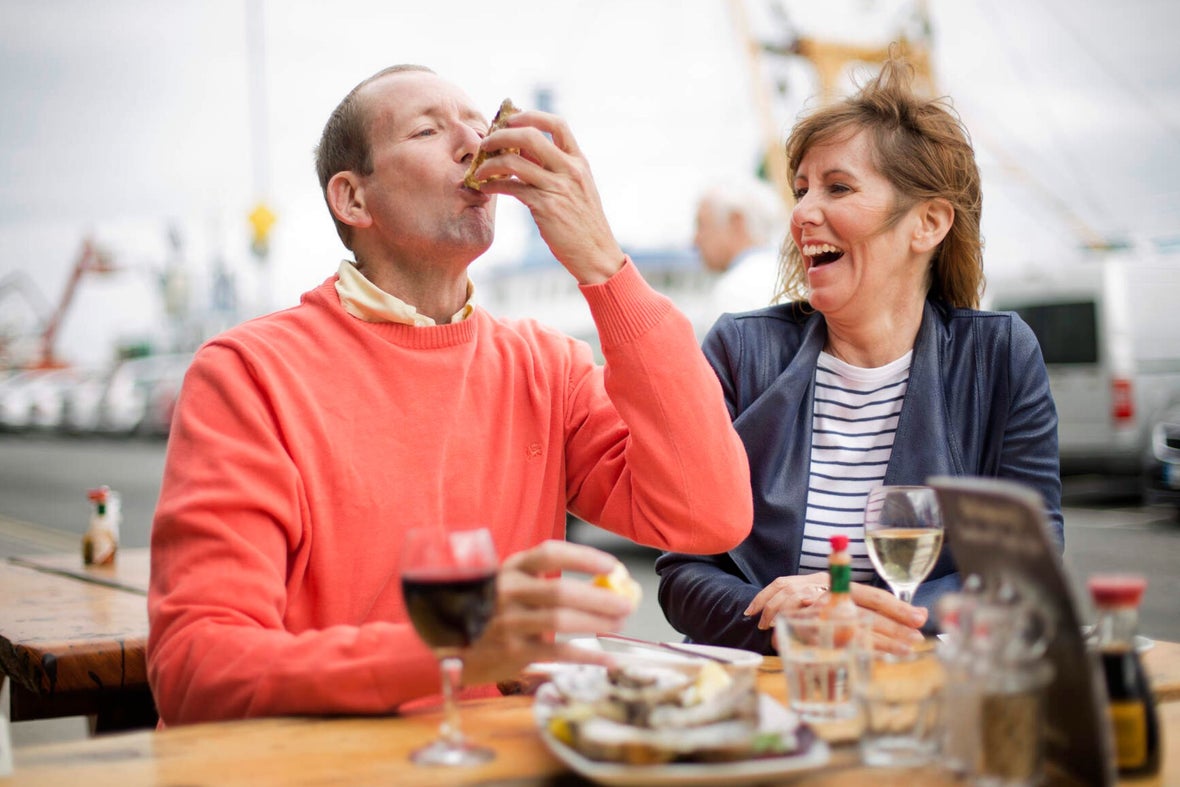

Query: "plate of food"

xmin=534 ymin=657 xmax=828 ymax=786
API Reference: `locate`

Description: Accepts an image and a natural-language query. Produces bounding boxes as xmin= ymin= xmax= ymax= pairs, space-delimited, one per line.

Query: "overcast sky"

xmin=2 ymin=0 xmax=1178 ymax=366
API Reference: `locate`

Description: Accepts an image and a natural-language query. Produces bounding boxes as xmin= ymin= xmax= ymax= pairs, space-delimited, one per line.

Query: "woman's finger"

xmin=745 ymin=575 xmax=828 ymax=629
xmin=849 ymin=582 xmax=928 ymax=628
xmin=861 ymin=608 xmax=928 ymax=655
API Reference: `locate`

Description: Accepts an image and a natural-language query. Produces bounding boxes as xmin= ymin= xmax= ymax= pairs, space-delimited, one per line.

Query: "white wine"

xmin=865 ymin=528 xmax=943 ymax=591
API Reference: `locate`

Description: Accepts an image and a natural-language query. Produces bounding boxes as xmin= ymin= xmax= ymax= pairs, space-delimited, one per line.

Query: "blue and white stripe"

xmin=798 ymin=350 xmax=912 ymax=581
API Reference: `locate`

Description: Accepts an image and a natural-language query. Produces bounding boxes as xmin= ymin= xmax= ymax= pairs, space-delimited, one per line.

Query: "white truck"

xmin=984 ymin=246 xmax=1180 ymax=508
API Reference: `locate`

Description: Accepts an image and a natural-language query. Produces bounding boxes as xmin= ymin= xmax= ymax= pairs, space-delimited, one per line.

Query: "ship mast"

xmin=728 ymin=0 xmax=1111 ymax=250
xmin=727 ymin=0 xmax=936 ymax=204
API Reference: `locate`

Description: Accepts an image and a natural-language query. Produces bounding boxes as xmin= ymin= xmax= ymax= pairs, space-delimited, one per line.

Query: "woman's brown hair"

xmin=779 ymin=57 xmax=984 ymax=309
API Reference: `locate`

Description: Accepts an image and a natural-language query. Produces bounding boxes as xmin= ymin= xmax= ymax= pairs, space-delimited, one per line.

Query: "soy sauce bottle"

xmin=1088 ymin=574 xmax=1159 ymax=776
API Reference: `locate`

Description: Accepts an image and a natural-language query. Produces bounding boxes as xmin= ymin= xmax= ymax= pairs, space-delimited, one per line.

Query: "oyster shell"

xmin=462 ymin=98 xmax=520 ymax=189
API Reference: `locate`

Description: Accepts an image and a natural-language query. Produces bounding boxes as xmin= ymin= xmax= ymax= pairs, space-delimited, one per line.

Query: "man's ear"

xmin=913 ymin=198 xmax=953 ymax=254
xmin=327 ymin=171 xmax=372 ymax=231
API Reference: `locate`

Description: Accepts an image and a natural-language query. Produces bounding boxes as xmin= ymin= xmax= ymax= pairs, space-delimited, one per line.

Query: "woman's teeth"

xmin=802 ymin=243 xmax=844 ymax=266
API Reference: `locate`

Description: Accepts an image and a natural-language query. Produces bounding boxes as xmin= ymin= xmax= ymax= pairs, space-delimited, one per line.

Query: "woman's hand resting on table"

xmin=462 ymin=540 xmax=635 ymax=687
xmin=744 ymin=573 xmax=929 ymax=656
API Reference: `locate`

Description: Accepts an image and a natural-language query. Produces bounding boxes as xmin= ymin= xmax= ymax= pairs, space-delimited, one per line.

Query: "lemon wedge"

xmin=592 ymin=561 xmax=643 ymax=608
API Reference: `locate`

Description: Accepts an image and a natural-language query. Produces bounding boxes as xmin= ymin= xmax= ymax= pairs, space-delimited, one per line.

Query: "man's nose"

xmin=457 ymin=125 xmax=483 ymax=163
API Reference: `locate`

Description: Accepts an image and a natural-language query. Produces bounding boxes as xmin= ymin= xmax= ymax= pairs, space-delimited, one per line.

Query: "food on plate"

xmin=496 ymin=667 xmax=552 ymax=697
xmin=463 ymin=98 xmax=521 ymax=189
xmin=542 ymin=660 xmax=812 ymax=765
xmin=592 ymin=561 xmax=643 ymax=608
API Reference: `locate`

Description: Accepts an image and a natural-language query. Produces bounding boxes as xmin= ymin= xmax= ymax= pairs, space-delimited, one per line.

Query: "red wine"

xmin=402 ymin=569 xmax=496 ymax=653
xmin=1100 ymin=647 xmax=1160 ymax=775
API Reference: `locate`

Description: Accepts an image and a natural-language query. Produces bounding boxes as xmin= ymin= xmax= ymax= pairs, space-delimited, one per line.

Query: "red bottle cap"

xmin=829 ymin=534 xmax=849 ymax=552
xmin=87 ymin=485 xmax=110 ymax=503
xmin=1088 ymin=574 xmax=1147 ymax=607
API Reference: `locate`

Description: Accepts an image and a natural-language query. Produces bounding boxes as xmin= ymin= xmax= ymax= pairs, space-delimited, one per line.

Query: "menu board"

xmin=929 ymin=476 xmax=1115 ymax=786
xmin=0 ymin=679 xmax=12 ymax=777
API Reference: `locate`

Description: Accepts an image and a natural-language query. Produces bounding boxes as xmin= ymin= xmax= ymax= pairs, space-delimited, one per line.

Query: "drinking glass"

xmin=400 ymin=526 xmax=498 ymax=766
xmin=775 ymin=607 xmax=863 ymax=722
xmin=863 ymin=485 xmax=944 ymax=605
xmin=854 ymin=647 xmax=945 ymax=767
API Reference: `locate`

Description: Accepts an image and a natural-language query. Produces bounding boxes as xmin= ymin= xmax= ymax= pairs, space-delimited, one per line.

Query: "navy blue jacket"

xmin=655 ymin=299 xmax=1063 ymax=653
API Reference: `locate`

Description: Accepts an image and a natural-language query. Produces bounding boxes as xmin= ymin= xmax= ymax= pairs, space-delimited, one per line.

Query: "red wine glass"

xmin=401 ymin=526 xmax=498 ymax=766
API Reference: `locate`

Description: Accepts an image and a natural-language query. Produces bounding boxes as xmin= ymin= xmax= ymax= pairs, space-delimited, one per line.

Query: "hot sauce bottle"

xmin=82 ymin=485 xmax=119 ymax=566
xmin=827 ymin=534 xmax=857 ymax=619
xmin=1088 ymin=574 xmax=1159 ymax=776
xmin=825 ymin=535 xmax=859 ymax=652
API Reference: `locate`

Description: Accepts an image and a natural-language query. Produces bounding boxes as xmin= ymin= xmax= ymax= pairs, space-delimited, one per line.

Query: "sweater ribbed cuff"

xmin=578 ymin=256 xmax=671 ymax=348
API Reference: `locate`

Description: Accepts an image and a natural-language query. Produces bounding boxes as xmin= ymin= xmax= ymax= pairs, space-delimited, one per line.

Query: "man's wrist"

xmin=569 ymin=248 xmax=626 ymax=285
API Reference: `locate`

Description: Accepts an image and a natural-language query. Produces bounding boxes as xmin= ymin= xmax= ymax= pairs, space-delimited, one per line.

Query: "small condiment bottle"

xmin=825 ymin=534 xmax=858 ymax=624
xmin=82 ymin=485 xmax=119 ymax=566
xmin=1088 ymin=574 xmax=1160 ymax=776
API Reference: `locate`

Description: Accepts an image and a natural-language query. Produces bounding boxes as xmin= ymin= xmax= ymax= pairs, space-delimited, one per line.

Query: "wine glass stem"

xmin=439 ymin=656 xmax=465 ymax=747
xmin=897 ymin=589 xmax=915 ymax=605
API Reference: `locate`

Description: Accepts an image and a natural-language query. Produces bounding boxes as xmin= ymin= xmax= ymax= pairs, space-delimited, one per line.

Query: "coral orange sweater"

xmin=147 ymin=260 xmax=752 ymax=725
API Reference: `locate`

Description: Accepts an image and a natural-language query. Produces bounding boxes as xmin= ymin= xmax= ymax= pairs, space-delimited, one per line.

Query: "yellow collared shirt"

xmin=333 ymin=260 xmax=475 ymax=326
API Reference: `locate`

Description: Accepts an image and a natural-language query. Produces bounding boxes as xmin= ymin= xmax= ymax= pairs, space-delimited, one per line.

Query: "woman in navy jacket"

xmin=656 ymin=58 xmax=1063 ymax=656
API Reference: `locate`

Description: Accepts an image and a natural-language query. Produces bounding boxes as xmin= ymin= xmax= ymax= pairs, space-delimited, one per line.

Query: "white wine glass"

xmin=400 ymin=526 xmax=499 ymax=766
xmin=863 ymin=485 xmax=944 ymax=605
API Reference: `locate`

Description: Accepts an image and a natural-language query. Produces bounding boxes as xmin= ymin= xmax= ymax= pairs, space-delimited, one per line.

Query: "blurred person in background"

xmin=694 ymin=176 xmax=787 ymax=319
xmin=657 ymin=57 xmax=1062 ymax=655
xmin=147 ymin=64 xmax=752 ymax=725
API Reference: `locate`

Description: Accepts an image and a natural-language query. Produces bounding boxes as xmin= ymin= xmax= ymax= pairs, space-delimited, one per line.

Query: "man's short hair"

xmin=699 ymin=177 xmax=786 ymax=246
xmin=314 ymin=64 xmax=435 ymax=250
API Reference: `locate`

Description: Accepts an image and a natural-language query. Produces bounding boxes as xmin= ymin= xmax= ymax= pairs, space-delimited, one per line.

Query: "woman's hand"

xmin=462 ymin=540 xmax=635 ymax=686
xmin=848 ymin=583 xmax=930 ymax=656
xmin=744 ymin=575 xmax=929 ymax=655
xmin=743 ymin=573 xmax=830 ymax=629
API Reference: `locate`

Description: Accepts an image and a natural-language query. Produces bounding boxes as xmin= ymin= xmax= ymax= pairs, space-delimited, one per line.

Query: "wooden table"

xmin=2 ymin=549 xmax=1176 ymax=779
xmin=9 ymin=547 xmax=150 ymax=596
xmin=3 ymin=654 xmax=1177 ymax=786
xmin=1143 ymin=638 xmax=1180 ymax=703
xmin=0 ymin=549 xmax=155 ymax=732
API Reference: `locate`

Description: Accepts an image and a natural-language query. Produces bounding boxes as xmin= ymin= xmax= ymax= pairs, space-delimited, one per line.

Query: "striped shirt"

xmin=798 ymin=350 xmax=912 ymax=581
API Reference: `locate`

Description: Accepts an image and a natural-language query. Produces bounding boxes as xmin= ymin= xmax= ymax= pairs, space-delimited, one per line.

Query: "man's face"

xmin=694 ymin=199 xmax=735 ymax=273
xmin=354 ymin=71 xmax=496 ymax=266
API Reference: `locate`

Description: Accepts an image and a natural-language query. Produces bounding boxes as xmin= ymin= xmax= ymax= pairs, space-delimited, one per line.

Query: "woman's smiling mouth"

xmin=802 ymin=243 xmax=845 ymax=266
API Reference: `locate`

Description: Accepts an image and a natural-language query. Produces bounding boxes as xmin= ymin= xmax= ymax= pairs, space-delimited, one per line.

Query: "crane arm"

xmin=37 ymin=238 xmax=117 ymax=369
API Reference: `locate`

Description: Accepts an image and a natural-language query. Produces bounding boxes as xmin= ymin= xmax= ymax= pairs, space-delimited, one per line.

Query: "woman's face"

xmin=790 ymin=129 xmax=928 ymax=322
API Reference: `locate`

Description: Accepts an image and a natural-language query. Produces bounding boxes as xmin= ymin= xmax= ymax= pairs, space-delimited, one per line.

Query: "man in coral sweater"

xmin=147 ymin=65 xmax=753 ymax=726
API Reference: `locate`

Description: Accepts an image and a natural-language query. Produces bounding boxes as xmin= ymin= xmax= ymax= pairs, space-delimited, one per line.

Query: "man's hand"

xmin=462 ymin=540 xmax=635 ymax=687
xmin=744 ymin=575 xmax=928 ymax=656
xmin=471 ymin=110 xmax=625 ymax=285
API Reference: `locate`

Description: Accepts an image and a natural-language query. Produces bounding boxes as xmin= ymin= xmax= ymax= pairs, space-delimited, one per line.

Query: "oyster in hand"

xmin=463 ymin=98 xmax=521 ymax=189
